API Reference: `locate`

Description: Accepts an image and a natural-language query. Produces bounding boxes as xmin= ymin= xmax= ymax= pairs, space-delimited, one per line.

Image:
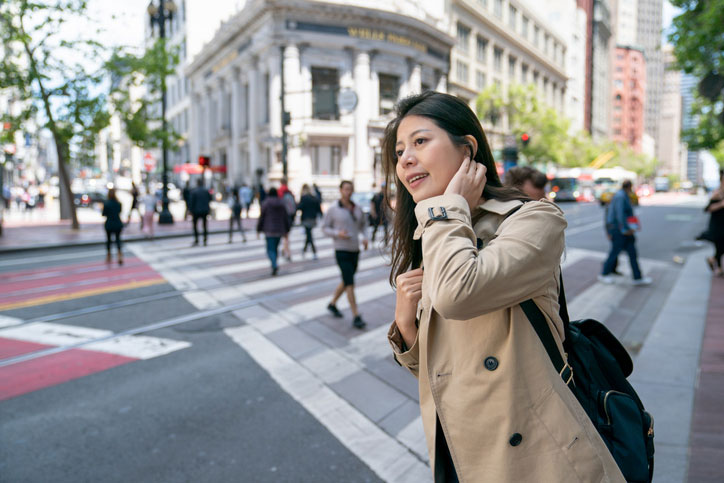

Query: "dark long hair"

xmin=382 ymin=91 xmax=529 ymax=286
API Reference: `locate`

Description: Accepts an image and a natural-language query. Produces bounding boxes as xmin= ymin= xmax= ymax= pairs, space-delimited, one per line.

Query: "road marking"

xmin=225 ymin=325 xmax=430 ymax=482
xmin=0 ymin=277 xmax=166 ymax=311
xmin=0 ymin=316 xmax=23 ymax=329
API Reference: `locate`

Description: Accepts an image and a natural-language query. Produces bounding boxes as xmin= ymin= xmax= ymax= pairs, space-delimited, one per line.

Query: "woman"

xmin=228 ymin=189 xmax=247 ymax=243
xmin=703 ymin=170 xmax=724 ymax=276
xmin=102 ymin=188 xmax=124 ymax=265
xmin=385 ymin=92 xmax=624 ymax=482
xmin=140 ymin=187 xmax=157 ymax=239
xmin=297 ymin=184 xmax=323 ymax=260
xmin=257 ymin=187 xmax=290 ymax=276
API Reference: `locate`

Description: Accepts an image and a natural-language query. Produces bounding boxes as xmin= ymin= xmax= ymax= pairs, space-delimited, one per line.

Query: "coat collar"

xmin=471 ymin=199 xmax=525 ymax=241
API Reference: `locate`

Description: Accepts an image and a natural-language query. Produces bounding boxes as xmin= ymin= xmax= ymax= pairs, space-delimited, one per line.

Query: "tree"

xmin=106 ymin=39 xmax=181 ymax=160
xmin=669 ymin=0 xmax=724 ymax=150
xmin=0 ymin=0 xmax=110 ymax=229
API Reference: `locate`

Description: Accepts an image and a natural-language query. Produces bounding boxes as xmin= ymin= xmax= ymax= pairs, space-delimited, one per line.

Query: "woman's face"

xmin=395 ymin=115 xmax=468 ymax=203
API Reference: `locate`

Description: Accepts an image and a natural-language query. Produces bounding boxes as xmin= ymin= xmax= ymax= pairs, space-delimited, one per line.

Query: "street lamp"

xmin=147 ymin=0 xmax=177 ymax=224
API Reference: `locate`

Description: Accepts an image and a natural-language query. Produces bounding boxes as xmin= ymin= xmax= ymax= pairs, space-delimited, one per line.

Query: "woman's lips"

xmin=408 ymin=175 xmax=428 ymax=189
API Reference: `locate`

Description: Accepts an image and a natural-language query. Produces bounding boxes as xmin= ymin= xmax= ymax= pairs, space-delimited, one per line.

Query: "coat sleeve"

xmin=257 ymin=204 xmax=266 ymax=233
xmin=387 ymin=321 xmax=419 ymax=378
xmin=415 ymin=194 xmax=566 ymax=320
xmin=322 ymin=210 xmax=337 ymax=238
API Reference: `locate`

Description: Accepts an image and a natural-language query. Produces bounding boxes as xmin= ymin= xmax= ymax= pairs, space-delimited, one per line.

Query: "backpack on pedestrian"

xmin=521 ymin=280 xmax=655 ymax=482
xmin=282 ymin=191 xmax=296 ymax=216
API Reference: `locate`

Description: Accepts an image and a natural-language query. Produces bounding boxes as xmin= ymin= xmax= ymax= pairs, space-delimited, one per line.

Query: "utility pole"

xmin=280 ymin=46 xmax=289 ymax=179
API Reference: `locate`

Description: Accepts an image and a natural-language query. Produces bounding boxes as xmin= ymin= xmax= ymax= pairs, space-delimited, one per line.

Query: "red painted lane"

xmin=0 ymin=348 xmax=137 ymax=401
xmin=0 ymin=337 xmax=54 ymax=359
xmin=1 ymin=261 xmax=155 ymax=294
xmin=0 ymin=272 xmax=164 ymax=305
xmin=1 ymin=258 xmax=148 ymax=283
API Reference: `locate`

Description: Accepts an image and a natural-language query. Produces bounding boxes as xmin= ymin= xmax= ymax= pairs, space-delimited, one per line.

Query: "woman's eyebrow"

xmin=396 ymin=129 xmax=432 ymax=146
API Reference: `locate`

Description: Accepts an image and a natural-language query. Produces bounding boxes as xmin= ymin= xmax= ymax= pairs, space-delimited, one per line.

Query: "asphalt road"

xmin=0 ymin=198 xmax=711 ymax=482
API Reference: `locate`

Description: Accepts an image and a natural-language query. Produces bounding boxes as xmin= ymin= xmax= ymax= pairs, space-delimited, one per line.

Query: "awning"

xmin=173 ymin=164 xmax=227 ymax=174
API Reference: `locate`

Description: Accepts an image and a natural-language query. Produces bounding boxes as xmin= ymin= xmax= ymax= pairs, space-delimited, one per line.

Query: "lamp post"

xmin=147 ymin=0 xmax=176 ymax=224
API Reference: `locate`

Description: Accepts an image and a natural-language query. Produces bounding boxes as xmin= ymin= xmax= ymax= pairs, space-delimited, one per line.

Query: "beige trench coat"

xmin=388 ymin=194 xmax=625 ymax=482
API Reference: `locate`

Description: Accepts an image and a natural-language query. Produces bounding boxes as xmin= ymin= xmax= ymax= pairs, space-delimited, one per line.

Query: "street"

xmin=0 ymin=199 xmax=717 ymax=482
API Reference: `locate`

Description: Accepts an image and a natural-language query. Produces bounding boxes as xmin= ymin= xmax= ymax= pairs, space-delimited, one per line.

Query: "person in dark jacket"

xmin=189 ymin=178 xmax=212 ymax=246
xmin=182 ymin=181 xmax=192 ymax=220
xmin=297 ymin=184 xmax=323 ymax=260
xmin=103 ymin=188 xmax=124 ymax=265
xmin=702 ymin=170 xmax=724 ymax=277
xmin=128 ymin=181 xmax=142 ymax=228
xmin=599 ymin=180 xmax=651 ymax=285
xmin=257 ymin=187 xmax=291 ymax=276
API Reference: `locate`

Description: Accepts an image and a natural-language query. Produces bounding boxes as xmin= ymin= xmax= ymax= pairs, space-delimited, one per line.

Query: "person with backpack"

xmin=385 ymin=92 xmax=625 ymax=482
xmin=297 ymin=184 xmax=323 ymax=260
xmin=257 ymin=187 xmax=291 ymax=276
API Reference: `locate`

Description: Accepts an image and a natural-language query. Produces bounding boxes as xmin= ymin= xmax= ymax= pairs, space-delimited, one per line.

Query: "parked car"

xmin=73 ymin=189 xmax=107 ymax=208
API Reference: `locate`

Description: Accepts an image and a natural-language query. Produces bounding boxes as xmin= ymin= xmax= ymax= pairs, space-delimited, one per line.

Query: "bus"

xmin=548 ymin=177 xmax=581 ymax=202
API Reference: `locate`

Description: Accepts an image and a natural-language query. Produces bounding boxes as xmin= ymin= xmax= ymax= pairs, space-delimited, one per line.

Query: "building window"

xmin=311 ymin=145 xmax=341 ymax=175
xmin=476 ymin=71 xmax=486 ymax=90
xmin=477 ymin=36 xmax=488 ymax=63
xmin=509 ymin=5 xmax=517 ymax=30
xmin=521 ymin=16 xmax=529 ymax=39
xmin=379 ymin=73 xmax=400 ymax=115
xmin=478 ymin=0 xmax=487 ymax=6
xmin=508 ymin=56 xmax=516 ymax=79
xmin=521 ymin=63 xmax=528 ymax=83
xmin=494 ymin=47 xmax=503 ymax=72
xmin=544 ymin=34 xmax=550 ymax=56
xmin=534 ymin=25 xmax=540 ymax=45
xmin=456 ymin=60 xmax=469 ymax=84
xmin=494 ymin=0 xmax=503 ymax=18
xmin=614 ymin=79 xmax=623 ymax=88
xmin=533 ymin=70 xmax=539 ymax=85
xmin=311 ymin=67 xmax=339 ymax=120
xmin=457 ymin=22 xmax=471 ymax=53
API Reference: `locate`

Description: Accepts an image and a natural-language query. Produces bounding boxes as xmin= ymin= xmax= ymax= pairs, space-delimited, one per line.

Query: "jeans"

xmin=303 ymin=225 xmax=316 ymax=254
xmin=603 ymin=231 xmax=642 ymax=279
xmin=193 ymin=212 xmax=208 ymax=243
xmin=266 ymin=236 xmax=281 ymax=269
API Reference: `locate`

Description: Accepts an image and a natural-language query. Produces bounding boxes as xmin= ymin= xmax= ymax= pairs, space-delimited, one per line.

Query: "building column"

xmin=283 ymin=44 xmax=303 ymax=187
xmin=189 ymin=93 xmax=199 ymax=166
xmin=436 ymin=71 xmax=447 ymax=92
xmin=247 ymin=60 xmax=260 ymax=183
xmin=204 ymin=89 xmax=213 ymax=157
xmin=230 ymin=67 xmax=241 ymax=184
xmin=407 ymin=60 xmax=422 ymax=95
xmin=353 ymin=49 xmax=372 ymax=190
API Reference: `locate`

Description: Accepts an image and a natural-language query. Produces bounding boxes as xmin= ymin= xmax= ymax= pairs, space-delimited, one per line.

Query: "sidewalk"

xmin=0 ymin=208 xmax=257 ymax=254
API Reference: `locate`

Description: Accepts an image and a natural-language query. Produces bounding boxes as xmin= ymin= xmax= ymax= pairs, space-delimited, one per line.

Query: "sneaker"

xmin=313 ymin=254 xmax=318 ymax=261
xmin=352 ymin=315 xmax=366 ymax=329
xmin=597 ymin=274 xmax=614 ymax=284
xmin=327 ymin=304 xmax=343 ymax=318
xmin=272 ymin=267 xmax=278 ymax=276
xmin=632 ymin=277 xmax=652 ymax=286
xmin=612 ymin=270 xmax=624 ymax=276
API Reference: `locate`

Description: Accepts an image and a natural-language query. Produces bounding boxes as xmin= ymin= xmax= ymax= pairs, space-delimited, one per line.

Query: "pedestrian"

xmin=189 ymin=178 xmax=212 ymax=246
xmin=505 ymin=165 xmax=548 ymax=200
xmin=384 ymin=91 xmax=625 ymax=482
xmin=700 ymin=169 xmax=724 ymax=277
xmin=598 ymin=180 xmax=652 ymax=285
xmin=312 ymin=183 xmax=323 ymax=202
xmin=128 ymin=181 xmax=142 ymax=228
xmin=369 ymin=183 xmax=389 ymax=243
xmin=102 ymin=188 xmax=124 ymax=265
xmin=229 ymin=190 xmax=247 ymax=243
xmin=182 ymin=181 xmax=192 ymax=220
xmin=257 ymin=187 xmax=290 ymax=276
xmin=281 ymin=187 xmax=297 ymax=261
xmin=297 ymin=184 xmax=323 ymax=259
xmin=140 ymin=187 xmax=157 ymax=239
xmin=239 ymin=183 xmax=253 ymax=219
xmin=323 ymin=180 xmax=369 ymax=329
xmin=600 ymin=193 xmax=623 ymax=276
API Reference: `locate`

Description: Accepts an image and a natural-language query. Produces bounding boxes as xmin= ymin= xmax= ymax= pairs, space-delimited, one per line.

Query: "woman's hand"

xmin=444 ymin=157 xmax=487 ymax=212
xmin=395 ymin=268 xmax=423 ymax=347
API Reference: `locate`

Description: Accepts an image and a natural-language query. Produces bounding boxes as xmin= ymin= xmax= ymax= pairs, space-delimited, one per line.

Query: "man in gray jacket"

xmin=323 ymin=180 xmax=369 ymax=329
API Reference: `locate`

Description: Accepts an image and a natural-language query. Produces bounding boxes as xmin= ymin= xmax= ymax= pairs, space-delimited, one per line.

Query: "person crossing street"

xmin=323 ymin=180 xmax=369 ymax=329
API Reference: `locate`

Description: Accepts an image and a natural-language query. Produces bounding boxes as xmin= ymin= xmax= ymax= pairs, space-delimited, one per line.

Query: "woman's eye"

xmin=395 ymin=149 xmax=404 ymax=158
xmin=414 ymin=138 xmax=426 ymax=146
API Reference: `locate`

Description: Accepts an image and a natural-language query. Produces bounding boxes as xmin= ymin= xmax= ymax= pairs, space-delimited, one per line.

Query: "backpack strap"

xmin=520 ymin=298 xmax=574 ymax=387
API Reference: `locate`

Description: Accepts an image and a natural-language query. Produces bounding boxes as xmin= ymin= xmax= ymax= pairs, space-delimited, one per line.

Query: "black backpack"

xmin=521 ymin=278 xmax=655 ymax=482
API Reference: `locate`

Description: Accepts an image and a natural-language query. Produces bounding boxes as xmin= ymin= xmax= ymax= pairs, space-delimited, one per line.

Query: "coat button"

xmin=484 ymin=356 xmax=498 ymax=371
xmin=509 ymin=433 xmax=523 ymax=446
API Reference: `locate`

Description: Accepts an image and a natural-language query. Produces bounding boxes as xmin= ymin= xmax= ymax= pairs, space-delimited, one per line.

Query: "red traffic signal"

xmin=520 ymin=133 xmax=530 ymax=147
xmin=198 ymin=155 xmax=210 ymax=167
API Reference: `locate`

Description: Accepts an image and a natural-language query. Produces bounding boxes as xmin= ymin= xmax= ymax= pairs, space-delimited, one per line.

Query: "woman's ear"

xmin=464 ymin=135 xmax=478 ymax=159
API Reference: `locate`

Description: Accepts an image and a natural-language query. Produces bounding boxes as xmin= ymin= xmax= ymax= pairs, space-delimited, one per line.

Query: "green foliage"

xmin=669 ymin=0 xmax=724 ymax=149
xmin=474 ymin=83 xmax=658 ymax=176
xmin=106 ymin=39 xmax=181 ymax=151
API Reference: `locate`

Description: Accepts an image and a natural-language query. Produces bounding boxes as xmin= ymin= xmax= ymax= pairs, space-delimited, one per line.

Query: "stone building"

xmin=185 ymin=0 xmax=452 ymax=196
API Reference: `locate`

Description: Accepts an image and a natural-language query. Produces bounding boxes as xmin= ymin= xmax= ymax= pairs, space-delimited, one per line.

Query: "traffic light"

xmin=520 ymin=132 xmax=530 ymax=148
xmin=198 ymin=155 xmax=210 ymax=167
